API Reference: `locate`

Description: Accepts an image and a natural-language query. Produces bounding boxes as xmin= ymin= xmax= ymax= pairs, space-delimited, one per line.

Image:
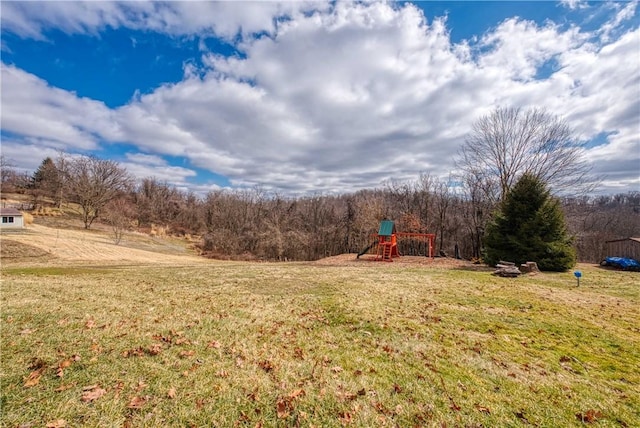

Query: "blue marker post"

xmin=574 ymin=270 xmax=582 ymax=287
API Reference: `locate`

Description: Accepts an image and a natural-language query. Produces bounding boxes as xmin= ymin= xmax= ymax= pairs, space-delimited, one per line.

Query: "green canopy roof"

xmin=378 ymin=220 xmax=396 ymax=236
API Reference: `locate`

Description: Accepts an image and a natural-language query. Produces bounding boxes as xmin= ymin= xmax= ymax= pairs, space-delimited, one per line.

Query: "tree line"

xmin=2 ymin=152 xmax=637 ymax=263
xmin=1 ymin=107 xmax=637 ymax=263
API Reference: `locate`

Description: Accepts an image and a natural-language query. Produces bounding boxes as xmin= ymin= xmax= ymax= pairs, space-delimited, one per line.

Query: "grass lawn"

xmin=1 ymin=261 xmax=638 ymax=427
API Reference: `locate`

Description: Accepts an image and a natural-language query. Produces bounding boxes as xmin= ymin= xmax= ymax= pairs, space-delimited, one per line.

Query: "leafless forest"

xmin=3 ymin=156 xmax=638 ymax=263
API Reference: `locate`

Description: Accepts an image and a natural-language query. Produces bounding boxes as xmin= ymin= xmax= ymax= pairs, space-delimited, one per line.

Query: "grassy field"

xmin=1 ymin=255 xmax=639 ymax=427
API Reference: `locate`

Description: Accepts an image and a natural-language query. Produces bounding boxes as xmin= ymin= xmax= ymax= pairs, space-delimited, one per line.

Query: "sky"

xmin=1 ymin=0 xmax=639 ymax=196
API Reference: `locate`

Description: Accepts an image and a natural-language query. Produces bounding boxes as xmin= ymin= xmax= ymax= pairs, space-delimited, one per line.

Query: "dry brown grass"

xmin=21 ymin=212 xmax=34 ymax=225
xmin=0 ymin=224 xmax=204 ymax=266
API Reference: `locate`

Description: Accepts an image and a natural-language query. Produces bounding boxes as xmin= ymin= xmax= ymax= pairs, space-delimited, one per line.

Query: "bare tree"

xmin=0 ymin=155 xmax=19 ymax=194
xmin=433 ymin=179 xmax=451 ymax=255
xmin=456 ymin=107 xmax=594 ymax=202
xmin=104 ymin=197 xmax=135 ymax=245
xmin=64 ymin=155 xmax=133 ymax=229
xmin=1 ymin=155 xmax=14 ymax=184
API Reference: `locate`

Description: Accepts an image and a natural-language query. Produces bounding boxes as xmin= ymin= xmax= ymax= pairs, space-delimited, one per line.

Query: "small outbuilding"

xmin=605 ymin=237 xmax=640 ymax=261
xmin=0 ymin=207 xmax=25 ymax=229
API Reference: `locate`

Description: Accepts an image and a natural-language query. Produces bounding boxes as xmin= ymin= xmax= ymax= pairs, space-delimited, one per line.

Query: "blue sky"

xmin=1 ymin=1 xmax=638 ymax=195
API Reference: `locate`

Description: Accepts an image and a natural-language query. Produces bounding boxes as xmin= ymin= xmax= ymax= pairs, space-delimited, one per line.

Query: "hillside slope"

xmin=0 ymin=224 xmax=206 ymax=265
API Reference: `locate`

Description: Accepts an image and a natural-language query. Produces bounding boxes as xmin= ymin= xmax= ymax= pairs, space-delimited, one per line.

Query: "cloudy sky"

xmin=1 ymin=1 xmax=638 ymax=195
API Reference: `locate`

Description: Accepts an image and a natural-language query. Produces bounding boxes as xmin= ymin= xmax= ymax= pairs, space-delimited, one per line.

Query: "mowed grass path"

xmin=1 ymin=261 xmax=638 ymax=427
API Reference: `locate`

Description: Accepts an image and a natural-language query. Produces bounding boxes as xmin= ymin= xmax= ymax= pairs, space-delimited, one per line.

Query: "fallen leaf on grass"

xmin=113 ymin=381 xmax=125 ymax=398
xmin=167 ymin=387 xmax=177 ymax=399
xmin=337 ymin=391 xmax=357 ymax=401
xmin=207 ymin=340 xmax=221 ymax=349
xmin=382 ymin=345 xmax=396 ymax=355
xmin=179 ymin=350 xmax=195 ymax=358
xmin=28 ymin=357 xmax=47 ymax=370
xmin=276 ymin=398 xmax=290 ymax=419
xmin=85 ymin=319 xmax=96 ymax=329
xmin=20 ymin=328 xmax=34 ymax=335
xmin=576 ymin=409 xmax=603 ymax=423
xmin=152 ymin=333 xmax=171 ymax=343
xmin=59 ymin=359 xmax=72 ymax=369
xmin=127 ymin=395 xmax=148 ymax=409
xmin=258 ymin=360 xmax=275 ymax=372
xmin=338 ymin=411 xmax=353 ymax=425
xmin=135 ymin=380 xmax=148 ymax=392
xmin=196 ymin=398 xmax=206 ymax=410
xmin=236 ymin=411 xmax=251 ymax=424
xmin=45 ymin=419 xmax=66 ymax=428
xmin=288 ymin=388 xmax=305 ymax=399
xmin=24 ymin=368 xmax=45 ymax=388
xmin=293 ymin=347 xmax=305 ymax=359
xmin=330 ymin=366 xmax=343 ymax=373
xmin=55 ymin=383 xmax=76 ymax=392
xmin=515 ymin=410 xmax=529 ymax=423
xmin=475 ymin=404 xmax=491 ymax=414
xmin=373 ymin=401 xmax=390 ymax=415
xmin=56 ymin=359 xmax=73 ymax=378
xmin=81 ymin=386 xmax=106 ymax=402
xmin=122 ymin=347 xmax=145 ymax=358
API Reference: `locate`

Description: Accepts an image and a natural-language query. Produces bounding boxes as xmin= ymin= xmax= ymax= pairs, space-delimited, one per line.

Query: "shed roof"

xmin=0 ymin=207 xmax=23 ymax=216
xmin=378 ymin=220 xmax=396 ymax=236
xmin=605 ymin=237 xmax=640 ymax=244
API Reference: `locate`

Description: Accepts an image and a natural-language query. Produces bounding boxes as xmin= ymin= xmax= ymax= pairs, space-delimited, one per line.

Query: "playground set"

xmin=357 ymin=220 xmax=435 ymax=262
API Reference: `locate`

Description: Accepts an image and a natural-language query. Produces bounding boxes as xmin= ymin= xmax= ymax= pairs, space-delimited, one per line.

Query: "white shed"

xmin=0 ymin=207 xmax=25 ymax=229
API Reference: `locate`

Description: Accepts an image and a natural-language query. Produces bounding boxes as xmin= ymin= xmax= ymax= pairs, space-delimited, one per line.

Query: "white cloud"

xmin=124 ymin=152 xmax=168 ymax=166
xmin=120 ymin=151 xmax=202 ymax=190
xmin=0 ymin=140 xmax=63 ymax=173
xmin=0 ymin=1 xmax=328 ymax=41
xmin=598 ymin=1 xmax=638 ymax=42
xmin=1 ymin=2 xmax=638 ymax=195
xmin=120 ymin=160 xmax=196 ymax=186
xmin=1 ymin=64 xmax=121 ymax=150
xmin=478 ymin=18 xmax=586 ymax=81
xmin=560 ymin=0 xmax=589 ymax=11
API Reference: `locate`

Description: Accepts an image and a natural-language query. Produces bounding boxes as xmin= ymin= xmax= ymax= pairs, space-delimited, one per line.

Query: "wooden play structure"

xmin=357 ymin=220 xmax=435 ymax=262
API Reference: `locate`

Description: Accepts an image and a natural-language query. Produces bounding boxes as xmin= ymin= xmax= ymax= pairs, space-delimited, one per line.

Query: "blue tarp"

xmin=603 ymin=257 xmax=640 ymax=270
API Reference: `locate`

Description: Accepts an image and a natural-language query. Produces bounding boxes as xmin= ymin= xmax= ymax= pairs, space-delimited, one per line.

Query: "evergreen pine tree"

xmin=31 ymin=158 xmax=55 ymax=187
xmin=31 ymin=157 xmax=63 ymax=206
xmin=484 ymin=173 xmax=576 ymax=271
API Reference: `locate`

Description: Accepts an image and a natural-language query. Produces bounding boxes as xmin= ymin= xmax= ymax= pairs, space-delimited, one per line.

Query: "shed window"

xmin=2 ymin=216 xmax=14 ymax=223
